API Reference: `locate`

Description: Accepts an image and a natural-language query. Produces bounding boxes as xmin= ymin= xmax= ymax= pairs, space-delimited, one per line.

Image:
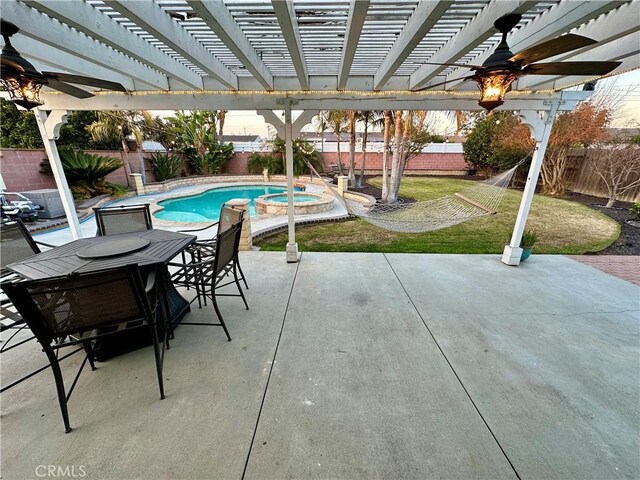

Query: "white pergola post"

xmin=501 ymin=98 xmax=561 ymax=266
xmin=283 ymin=99 xmax=298 ymax=263
xmin=258 ymin=108 xmax=318 ymax=263
xmin=34 ymin=109 xmax=82 ymax=240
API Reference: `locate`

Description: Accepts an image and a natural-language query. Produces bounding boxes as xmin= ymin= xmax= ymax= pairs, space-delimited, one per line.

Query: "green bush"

xmin=463 ymin=112 xmax=531 ymax=173
xmin=246 ymin=138 xmax=322 ymax=176
xmin=248 ymin=152 xmax=284 ymax=174
xmin=189 ymin=142 xmax=234 ymax=175
xmin=40 ymin=148 xmax=124 ymax=199
xmin=149 ymin=151 xmax=183 ymax=181
xmin=630 ymin=203 xmax=640 ymax=221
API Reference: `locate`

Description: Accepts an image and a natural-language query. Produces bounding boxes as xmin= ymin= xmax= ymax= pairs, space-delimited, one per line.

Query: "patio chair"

xmin=169 ymin=221 xmax=249 ymax=341
xmin=178 ymin=204 xmax=248 ymax=289
xmin=2 ymin=265 xmax=168 ymax=433
xmin=93 ymin=204 xmax=153 ymax=236
xmin=1 ymin=219 xmax=61 ymax=392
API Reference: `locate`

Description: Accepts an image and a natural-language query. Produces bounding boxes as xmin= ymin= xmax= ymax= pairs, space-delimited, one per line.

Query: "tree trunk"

xmin=398 ymin=112 xmax=411 ymax=179
xmin=388 ymin=110 xmax=403 ymax=203
xmin=336 ymin=135 xmax=343 ymax=175
xmin=540 ymin=147 xmax=569 ymax=197
xmin=120 ymin=136 xmax=132 ymax=187
xmin=348 ymin=111 xmax=356 ymax=185
xmin=357 ymin=123 xmax=368 ymax=188
xmin=381 ymin=111 xmax=391 ymax=202
xmin=218 ymin=110 xmax=226 ymax=144
xmin=137 ymin=148 xmax=146 ymax=185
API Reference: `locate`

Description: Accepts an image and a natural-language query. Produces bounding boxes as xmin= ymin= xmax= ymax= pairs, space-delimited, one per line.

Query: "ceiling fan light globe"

xmin=1 ymin=76 xmax=44 ymax=110
xmin=475 ymin=71 xmax=518 ymax=113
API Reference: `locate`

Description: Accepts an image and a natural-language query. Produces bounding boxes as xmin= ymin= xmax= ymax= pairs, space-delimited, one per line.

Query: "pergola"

xmin=2 ymin=0 xmax=638 ymax=265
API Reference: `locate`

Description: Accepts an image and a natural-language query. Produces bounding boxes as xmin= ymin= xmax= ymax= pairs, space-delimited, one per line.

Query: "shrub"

xmin=149 ymin=151 xmax=183 ymax=181
xmin=248 ymin=152 xmax=284 ymax=174
xmin=630 ymin=203 xmax=640 ymax=221
xmin=40 ymin=148 xmax=124 ymax=199
xmin=463 ymin=112 xmax=532 ymax=174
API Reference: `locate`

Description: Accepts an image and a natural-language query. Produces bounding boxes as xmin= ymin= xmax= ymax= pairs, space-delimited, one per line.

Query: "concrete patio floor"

xmin=1 ymin=253 xmax=638 ymax=479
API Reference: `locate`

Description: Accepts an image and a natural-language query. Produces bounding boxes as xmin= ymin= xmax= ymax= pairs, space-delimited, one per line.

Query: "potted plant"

xmin=520 ymin=230 xmax=538 ymax=261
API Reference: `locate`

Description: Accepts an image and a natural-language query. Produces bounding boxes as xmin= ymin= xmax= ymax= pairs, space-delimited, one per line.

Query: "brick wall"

xmin=0 ymin=148 xmax=468 ymax=193
xmin=0 ymin=148 xmax=158 ymax=192
xmin=320 ymin=151 xmax=467 ymax=172
xmin=0 ymin=149 xmax=56 ymax=191
xmin=227 ymin=152 xmax=250 ymax=174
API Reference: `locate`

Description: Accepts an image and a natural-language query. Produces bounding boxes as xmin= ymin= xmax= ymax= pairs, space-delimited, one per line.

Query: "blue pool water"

xmin=155 ymin=185 xmax=289 ymax=222
xmin=270 ymin=194 xmax=319 ymax=203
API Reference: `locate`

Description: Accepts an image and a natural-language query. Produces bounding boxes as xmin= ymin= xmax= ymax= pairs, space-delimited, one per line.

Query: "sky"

xmin=154 ymin=69 xmax=640 ymax=138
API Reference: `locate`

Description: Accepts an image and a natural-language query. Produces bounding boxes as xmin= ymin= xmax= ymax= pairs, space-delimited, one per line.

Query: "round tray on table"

xmin=76 ymin=238 xmax=150 ymax=259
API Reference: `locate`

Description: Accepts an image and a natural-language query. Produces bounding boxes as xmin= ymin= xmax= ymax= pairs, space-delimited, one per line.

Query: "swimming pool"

xmin=269 ymin=194 xmax=319 ymax=203
xmin=154 ymin=185 xmax=290 ymax=222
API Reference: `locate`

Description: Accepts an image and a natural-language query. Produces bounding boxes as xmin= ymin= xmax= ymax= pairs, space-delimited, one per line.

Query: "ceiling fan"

xmin=0 ymin=19 xmax=127 ymax=110
xmin=414 ymin=13 xmax=622 ymax=112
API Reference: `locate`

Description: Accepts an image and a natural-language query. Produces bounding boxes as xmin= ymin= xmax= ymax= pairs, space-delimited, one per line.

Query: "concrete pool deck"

xmin=1 ymin=252 xmax=638 ymax=479
xmin=32 ymin=181 xmax=348 ymax=245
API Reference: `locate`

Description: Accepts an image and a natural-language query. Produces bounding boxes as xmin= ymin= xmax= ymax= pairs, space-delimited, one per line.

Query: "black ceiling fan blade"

xmin=420 ymin=62 xmax=483 ymax=70
xmin=523 ymin=61 xmax=622 ymax=76
xmin=510 ymin=34 xmax=597 ymax=65
xmin=1 ymin=56 xmax=26 ymax=72
xmin=42 ymin=72 xmax=127 ymax=92
xmin=413 ymin=75 xmax=475 ymax=91
xmin=46 ymin=79 xmax=95 ymax=99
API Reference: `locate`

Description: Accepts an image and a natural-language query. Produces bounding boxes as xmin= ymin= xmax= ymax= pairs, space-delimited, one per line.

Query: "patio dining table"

xmin=7 ymin=229 xmax=196 ymax=360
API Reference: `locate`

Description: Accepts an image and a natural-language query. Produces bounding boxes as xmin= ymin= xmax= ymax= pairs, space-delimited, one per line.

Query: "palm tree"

xmin=218 ymin=110 xmax=227 ymax=144
xmin=348 ymin=110 xmax=357 ymax=185
xmin=381 ymin=110 xmax=392 ymax=202
xmin=388 ymin=110 xmax=404 ymax=203
xmin=88 ymin=110 xmax=152 ymax=185
xmin=315 ymin=111 xmax=330 ymax=153
xmin=326 ymin=111 xmax=348 ymax=175
xmin=357 ymin=110 xmax=383 ymax=188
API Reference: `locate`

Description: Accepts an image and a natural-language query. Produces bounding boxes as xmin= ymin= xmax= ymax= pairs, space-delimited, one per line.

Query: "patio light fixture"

xmin=474 ymin=70 xmax=519 ymax=113
xmin=0 ymin=23 xmax=44 ymax=109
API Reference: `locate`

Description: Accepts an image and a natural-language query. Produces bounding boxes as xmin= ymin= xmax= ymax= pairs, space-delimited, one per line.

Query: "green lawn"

xmin=255 ymin=177 xmax=620 ymax=254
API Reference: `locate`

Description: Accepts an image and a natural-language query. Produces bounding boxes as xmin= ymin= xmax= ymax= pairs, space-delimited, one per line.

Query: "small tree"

xmin=248 ymin=137 xmax=322 ymax=176
xmin=166 ymin=111 xmax=234 ymax=175
xmin=591 ymin=144 xmax=640 ymax=207
xmin=357 ymin=110 xmax=382 ymax=188
xmin=463 ymin=112 xmax=533 ymax=176
xmin=325 ymin=111 xmax=348 ymax=175
xmin=541 ymin=101 xmax=610 ymax=196
xmin=88 ymin=110 xmax=152 ymax=185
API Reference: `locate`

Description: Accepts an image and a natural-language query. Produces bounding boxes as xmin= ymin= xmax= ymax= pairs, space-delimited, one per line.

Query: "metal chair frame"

xmin=1 ymin=218 xmax=62 ymax=391
xmin=169 ymin=221 xmax=249 ymax=341
xmin=93 ymin=203 xmax=153 ymax=236
xmin=2 ymin=265 xmax=167 ymax=433
xmin=178 ymin=204 xmax=248 ymax=289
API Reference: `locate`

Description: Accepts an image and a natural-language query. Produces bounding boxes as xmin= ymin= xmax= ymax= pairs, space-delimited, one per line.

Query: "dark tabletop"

xmin=7 ymin=229 xmax=196 ymax=280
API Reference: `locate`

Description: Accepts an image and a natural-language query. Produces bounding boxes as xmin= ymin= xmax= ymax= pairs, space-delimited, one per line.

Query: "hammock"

xmin=306 ymin=159 xmax=526 ymax=234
